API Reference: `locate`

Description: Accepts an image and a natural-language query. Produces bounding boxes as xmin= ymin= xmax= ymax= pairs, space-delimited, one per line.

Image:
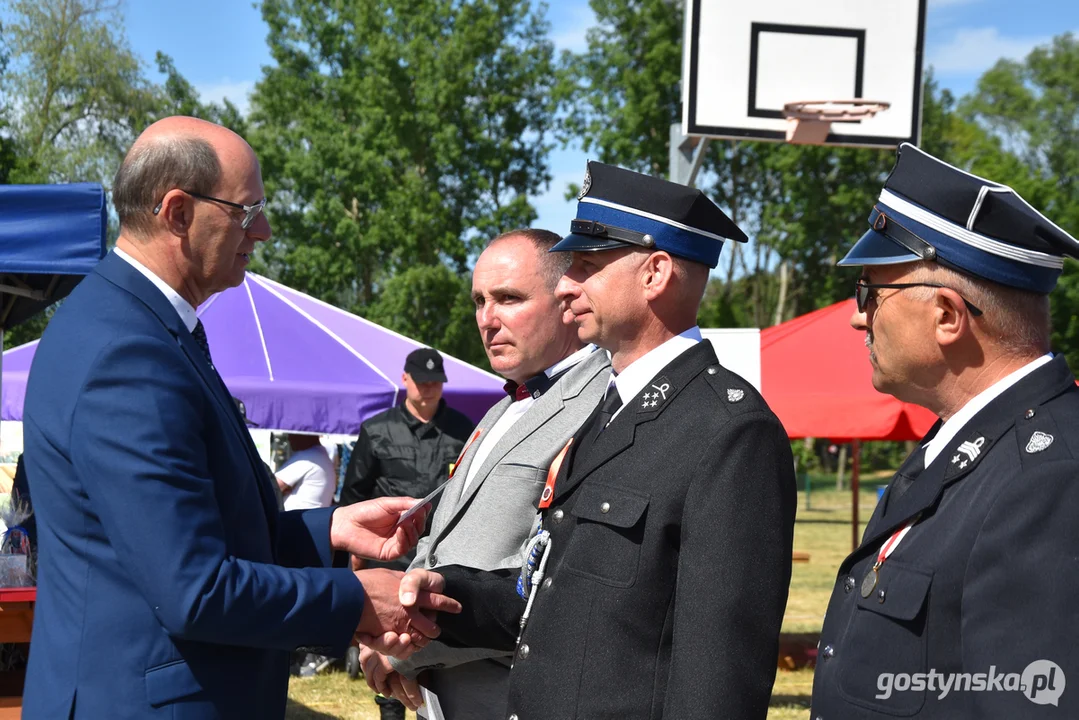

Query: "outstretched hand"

xmin=331 ymin=497 xmax=429 ymax=561
xmin=354 ymin=568 xmax=460 ymax=658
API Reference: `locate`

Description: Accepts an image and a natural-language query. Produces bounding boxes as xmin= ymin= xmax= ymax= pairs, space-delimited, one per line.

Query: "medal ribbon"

xmin=538 ymin=438 xmax=573 ymax=509
xmin=448 ymin=429 xmax=482 ymax=479
xmin=875 ymin=517 xmax=918 ymax=569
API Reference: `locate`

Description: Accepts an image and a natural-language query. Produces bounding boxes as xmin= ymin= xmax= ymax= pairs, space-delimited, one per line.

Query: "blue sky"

xmin=123 ymin=0 xmax=1079 ymax=250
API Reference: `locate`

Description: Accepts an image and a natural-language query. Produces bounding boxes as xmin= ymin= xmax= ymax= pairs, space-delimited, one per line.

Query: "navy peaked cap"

xmin=839 ymin=143 xmax=1079 ymax=293
xmin=551 ymin=161 xmax=748 ymax=268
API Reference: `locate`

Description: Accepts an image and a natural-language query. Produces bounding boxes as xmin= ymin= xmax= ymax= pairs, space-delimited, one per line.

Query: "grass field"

xmin=287 ymin=476 xmax=890 ymax=720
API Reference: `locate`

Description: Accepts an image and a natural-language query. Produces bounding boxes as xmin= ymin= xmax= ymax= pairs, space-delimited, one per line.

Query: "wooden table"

xmin=0 ymin=587 xmax=35 ymax=719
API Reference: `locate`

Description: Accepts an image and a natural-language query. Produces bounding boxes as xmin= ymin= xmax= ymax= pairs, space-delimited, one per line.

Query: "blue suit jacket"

xmin=22 ymin=252 xmax=367 ymax=719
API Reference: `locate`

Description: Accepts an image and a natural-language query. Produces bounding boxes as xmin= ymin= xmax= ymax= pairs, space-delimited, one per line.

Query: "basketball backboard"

xmin=682 ymin=0 xmax=927 ymax=148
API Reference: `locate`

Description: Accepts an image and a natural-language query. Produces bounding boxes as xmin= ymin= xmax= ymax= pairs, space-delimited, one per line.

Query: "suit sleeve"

xmin=425 ymin=565 xmax=522 ymax=652
xmin=340 ymin=424 xmax=378 ymax=506
xmin=69 ymin=336 xmax=366 ymax=656
xmin=963 ymin=460 xmax=1079 ymax=717
xmin=663 ymin=411 xmax=796 ymax=720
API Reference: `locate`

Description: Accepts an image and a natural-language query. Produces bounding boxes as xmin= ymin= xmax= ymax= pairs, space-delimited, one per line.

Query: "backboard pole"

xmin=669 ymin=123 xmax=711 ymax=188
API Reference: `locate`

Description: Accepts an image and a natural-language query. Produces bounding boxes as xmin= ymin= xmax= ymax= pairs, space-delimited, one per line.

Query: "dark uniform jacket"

xmin=438 ymin=341 xmax=797 ymax=720
xmin=341 ymin=399 xmax=474 ymax=568
xmin=812 ymin=355 xmax=1079 ymax=719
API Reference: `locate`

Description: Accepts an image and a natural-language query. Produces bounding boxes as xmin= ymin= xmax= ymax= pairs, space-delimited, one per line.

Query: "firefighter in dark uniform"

xmin=811 ymin=143 xmax=1079 ymax=718
xmin=397 ymin=162 xmax=798 ymax=720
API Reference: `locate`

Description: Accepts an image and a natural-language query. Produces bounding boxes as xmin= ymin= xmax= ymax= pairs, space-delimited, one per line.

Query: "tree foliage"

xmin=249 ymin=0 xmax=555 ymax=358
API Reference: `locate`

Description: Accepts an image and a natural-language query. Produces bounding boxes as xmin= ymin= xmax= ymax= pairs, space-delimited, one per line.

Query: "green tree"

xmin=249 ymin=0 xmax=556 ymax=343
xmin=1 ymin=0 xmax=160 ymax=184
xmin=366 ymin=264 xmax=488 ymax=368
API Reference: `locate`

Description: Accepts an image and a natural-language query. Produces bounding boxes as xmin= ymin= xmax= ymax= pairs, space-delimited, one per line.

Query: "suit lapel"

xmin=554 ymin=342 xmax=714 ymax=501
xmin=95 ymin=254 xmax=279 ymax=532
xmin=434 ymin=396 xmax=511 ymax=532
xmin=853 ymin=356 xmax=1075 ymax=558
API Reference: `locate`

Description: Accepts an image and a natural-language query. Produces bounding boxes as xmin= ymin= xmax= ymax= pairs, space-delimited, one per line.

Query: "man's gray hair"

xmin=487 ymin=229 xmax=570 ymax=290
xmin=909 ymin=264 xmax=1051 ymax=355
xmin=113 ymin=135 xmax=221 ymax=237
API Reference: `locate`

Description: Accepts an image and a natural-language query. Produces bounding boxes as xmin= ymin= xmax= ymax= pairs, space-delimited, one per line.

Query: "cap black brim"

xmin=550 ymin=233 xmax=629 ymax=253
xmin=409 ymin=371 xmax=447 ymax=383
xmin=838 ymin=228 xmax=923 ymax=267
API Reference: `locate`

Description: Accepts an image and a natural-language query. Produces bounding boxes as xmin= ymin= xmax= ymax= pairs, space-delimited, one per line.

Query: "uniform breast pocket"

xmin=381 ymin=445 xmax=418 ymax=478
xmin=839 ymin=561 xmax=932 ymax=715
xmin=562 ymin=484 xmax=649 ymax=588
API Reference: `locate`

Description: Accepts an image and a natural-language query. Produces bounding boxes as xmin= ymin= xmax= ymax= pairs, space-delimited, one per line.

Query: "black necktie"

xmin=594 ymin=383 xmax=623 ymax=435
xmin=191 ymin=320 xmax=214 ymax=368
xmin=889 ymin=444 xmax=926 ymax=503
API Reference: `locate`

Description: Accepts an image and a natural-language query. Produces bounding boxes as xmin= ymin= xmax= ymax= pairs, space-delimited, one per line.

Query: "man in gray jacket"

xmin=359 ymin=229 xmax=610 ymax=720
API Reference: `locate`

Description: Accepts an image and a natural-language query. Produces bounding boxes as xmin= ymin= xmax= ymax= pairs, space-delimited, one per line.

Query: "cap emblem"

xmin=426 ymin=359 xmax=435 ymax=370
xmin=578 ymin=168 xmax=592 ymax=200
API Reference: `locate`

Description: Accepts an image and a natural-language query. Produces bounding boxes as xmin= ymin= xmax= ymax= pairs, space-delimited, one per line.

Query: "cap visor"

xmin=409 ymin=371 xmax=447 ymax=383
xmin=550 ymin=233 xmax=629 ymax=253
xmin=837 ymin=228 xmax=923 ymax=267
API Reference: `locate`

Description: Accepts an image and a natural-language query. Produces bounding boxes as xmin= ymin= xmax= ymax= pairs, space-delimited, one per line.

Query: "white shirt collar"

xmin=545 ymin=344 xmax=597 ymax=378
xmin=610 ymin=327 xmax=702 ymax=411
xmin=924 ymin=353 xmax=1053 ymax=467
xmin=114 ymin=247 xmax=199 ymax=333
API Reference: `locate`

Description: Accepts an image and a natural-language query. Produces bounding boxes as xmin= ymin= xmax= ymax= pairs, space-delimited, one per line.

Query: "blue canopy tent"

xmin=0 ymin=183 xmax=108 ymax=420
xmin=0 ymin=183 xmax=107 ymax=330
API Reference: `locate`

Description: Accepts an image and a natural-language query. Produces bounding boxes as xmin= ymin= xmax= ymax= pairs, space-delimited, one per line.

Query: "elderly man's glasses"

xmin=855 ymin=280 xmax=983 ymax=316
xmin=153 ymin=190 xmax=266 ymax=230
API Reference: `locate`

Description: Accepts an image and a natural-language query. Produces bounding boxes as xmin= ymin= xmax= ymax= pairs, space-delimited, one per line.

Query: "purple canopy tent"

xmin=2 ymin=272 xmax=504 ymax=434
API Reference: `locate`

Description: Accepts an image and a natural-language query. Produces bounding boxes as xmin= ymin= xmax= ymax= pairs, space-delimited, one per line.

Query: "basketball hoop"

xmin=782 ymin=100 xmax=891 ymax=145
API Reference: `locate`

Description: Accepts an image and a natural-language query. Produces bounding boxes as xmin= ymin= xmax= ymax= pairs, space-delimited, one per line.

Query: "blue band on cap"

xmin=877 ymin=202 xmax=1061 ymax=293
xmin=575 ymin=202 xmax=724 ymax=268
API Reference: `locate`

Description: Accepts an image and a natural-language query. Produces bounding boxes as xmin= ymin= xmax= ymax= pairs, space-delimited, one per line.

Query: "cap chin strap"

xmin=870 ymin=206 xmax=937 ymax=262
xmin=570 ymin=219 xmax=656 ymax=249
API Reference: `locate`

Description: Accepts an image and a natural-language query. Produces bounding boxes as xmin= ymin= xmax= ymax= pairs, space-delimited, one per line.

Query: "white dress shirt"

xmin=460 ymin=345 xmax=597 ymax=494
xmin=114 ymin=247 xmax=199 ymax=332
xmin=607 ymin=326 xmax=702 ymax=424
xmin=923 ymin=353 xmax=1053 ymax=467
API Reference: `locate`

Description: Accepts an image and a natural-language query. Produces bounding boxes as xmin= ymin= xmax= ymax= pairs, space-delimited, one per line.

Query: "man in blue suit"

xmin=21 ymin=116 xmax=457 ymax=719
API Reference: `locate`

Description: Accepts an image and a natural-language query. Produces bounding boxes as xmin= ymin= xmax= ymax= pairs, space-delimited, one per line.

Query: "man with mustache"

xmin=400 ymin=163 xmax=798 ymax=719
xmin=812 ymin=143 xmax=1079 ymax=718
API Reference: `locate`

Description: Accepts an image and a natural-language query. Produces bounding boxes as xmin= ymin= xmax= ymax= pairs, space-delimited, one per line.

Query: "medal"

xmin=861 ymin=563 xmax=880 ymax=598
xmin=860 ymin=516 xmax=920 ymax=598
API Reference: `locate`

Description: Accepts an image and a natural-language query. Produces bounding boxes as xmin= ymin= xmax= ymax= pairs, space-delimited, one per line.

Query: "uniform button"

xmin=509 ymin=715 xmax=518 ymax=720
xmin=552 ymin=509 xmax=564 ymax=523
xmin=428 ymin=554 xmax=438 ymax=567
xmin=821 ymin=644 xmax=835 ymax=659
xmin=518 ymin=644 xmax=530 ymax=659
xmin=843 ymin=576 xmax=855 ymax=594
xmin=600 ymin=502 xmax=611 ymax=513
xmin=877 ymin=589 xmax=886 ymax=603
xmin=542 ymin=577 xmax=552 ymax=590
xmin=707 ymin=367 xmax=717 ymax=375
xmin=1025 ymin=408 xmax=1036 ymax=419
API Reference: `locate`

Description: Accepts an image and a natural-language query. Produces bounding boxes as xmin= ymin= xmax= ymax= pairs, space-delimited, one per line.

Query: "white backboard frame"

xmin=682 ymin=0 xmax=927 ymax=148
xmin=700 ymin=328 xmax=761 ymax=392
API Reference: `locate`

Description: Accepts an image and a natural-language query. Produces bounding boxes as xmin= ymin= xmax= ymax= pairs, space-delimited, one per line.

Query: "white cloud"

xmin=928 ymin=27 xmax=1049 ymax=73
xmin=549 ymin=2 xmax=597 ymax=55
xmin=196 ymin=79 xmax=255 ymax=117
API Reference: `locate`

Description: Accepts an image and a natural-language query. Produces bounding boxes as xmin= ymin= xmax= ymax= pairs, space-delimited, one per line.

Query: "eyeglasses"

xmin=855 ymin=280 xmax=983 ymax=317
xmin=153 ymin=190 xmax=266 ymax=230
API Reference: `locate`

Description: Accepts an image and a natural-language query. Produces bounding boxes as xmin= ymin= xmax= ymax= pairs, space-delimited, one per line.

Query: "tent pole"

xmin=851 ymin=439 xmax=861 ymax=552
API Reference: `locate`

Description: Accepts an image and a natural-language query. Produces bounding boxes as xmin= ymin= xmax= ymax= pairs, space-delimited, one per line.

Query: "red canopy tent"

xmin=759 ymin=298 xmax=938 ymax=548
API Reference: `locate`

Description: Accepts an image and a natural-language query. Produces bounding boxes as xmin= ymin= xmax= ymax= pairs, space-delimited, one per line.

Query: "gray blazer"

xmin=394 ymin=348 xmax=610 ymax=718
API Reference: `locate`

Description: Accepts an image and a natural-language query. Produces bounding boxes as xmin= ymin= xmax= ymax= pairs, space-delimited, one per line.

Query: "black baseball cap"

xmin=404 ymin=348 xmax=448 ymax=383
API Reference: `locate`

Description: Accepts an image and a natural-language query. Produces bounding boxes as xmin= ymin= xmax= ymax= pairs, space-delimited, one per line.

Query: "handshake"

xmin=329 ymin=496 xmax=454 ymax=658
